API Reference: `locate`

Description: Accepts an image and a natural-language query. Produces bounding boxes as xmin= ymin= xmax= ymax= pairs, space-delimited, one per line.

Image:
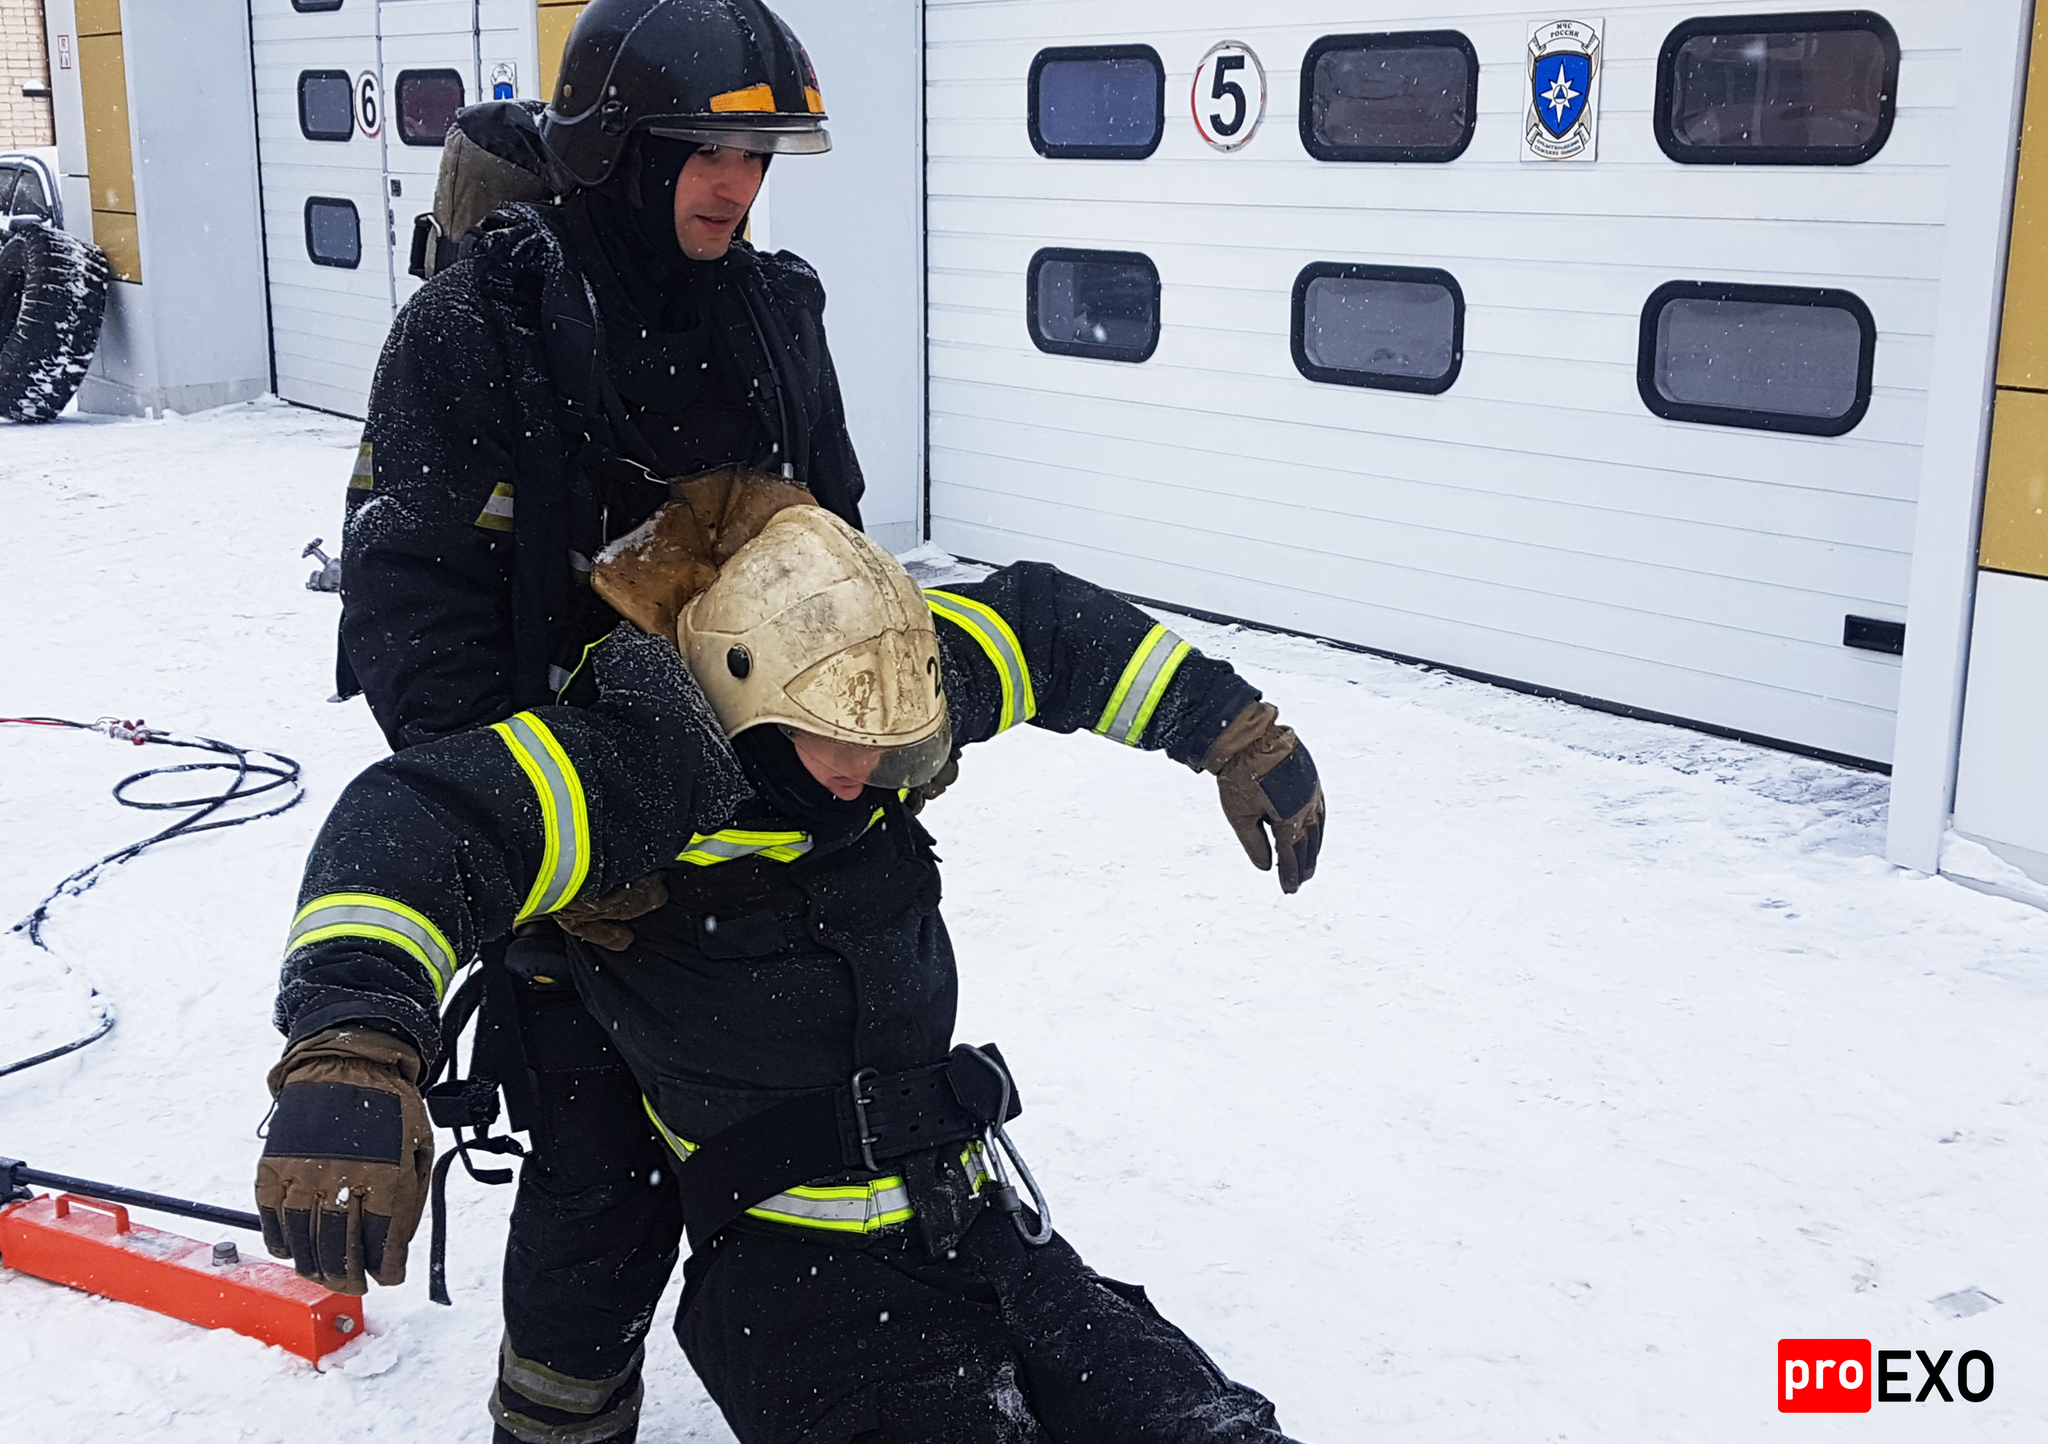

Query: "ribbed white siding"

xmin=252 ymin=1 xmax=537 ymax=418
xmin=252 ymin=1 xmax=391 ymax=417
xmin=926 ymin=0 xmax=1961 ymax=763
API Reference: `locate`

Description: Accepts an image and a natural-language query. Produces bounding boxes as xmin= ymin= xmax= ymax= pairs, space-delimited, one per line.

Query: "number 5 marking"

xmin=1192 ymin=43 xmax=1265 ymax=152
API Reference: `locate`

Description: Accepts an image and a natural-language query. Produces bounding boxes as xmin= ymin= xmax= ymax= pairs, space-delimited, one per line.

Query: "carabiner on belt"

xmin=958 ymin=1045 xmax=1053 ymax=1247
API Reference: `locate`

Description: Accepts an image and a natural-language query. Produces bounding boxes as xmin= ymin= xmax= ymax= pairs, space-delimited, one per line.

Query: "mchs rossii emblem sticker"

xmin=1523 ymin=19 xmax=1603 ymax=162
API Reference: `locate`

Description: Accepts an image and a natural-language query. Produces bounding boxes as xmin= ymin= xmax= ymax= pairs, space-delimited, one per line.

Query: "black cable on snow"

xmin=0 ymin=716 xmax=304 ymax=1080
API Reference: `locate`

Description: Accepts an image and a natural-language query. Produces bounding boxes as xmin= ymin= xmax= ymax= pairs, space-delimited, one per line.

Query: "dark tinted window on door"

xmin=1027 ymin=249 xmax=1160 ymax=362
xmin=1028 ymin=46 xmax=1165 ymax=159
xmin=1638 ymin=281 xmax=1875 ymax=435
xmin=1292 ymin=263 xmax=1463 ymax=393
xmin=10 ymin=163 xmax=48 ymax=217
xmin=304 ymin=197 xmax=362 ymax=268
xmin=1656 ymin=12 xmax=1899 ymax=164
xmin=298 ymin=70 xmax=354 ymax=141
xmin=396 ymin=69 xmax=465 ymax=146
xmin=1300 ymin=32 xmax=1479 ymax=162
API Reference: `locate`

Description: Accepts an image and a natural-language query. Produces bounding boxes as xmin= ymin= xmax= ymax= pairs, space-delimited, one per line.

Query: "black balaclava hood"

xmin=731 ymin=724 xmax=883 ymax=852
xmin=576 ymin=133 xmax=771 ymax=328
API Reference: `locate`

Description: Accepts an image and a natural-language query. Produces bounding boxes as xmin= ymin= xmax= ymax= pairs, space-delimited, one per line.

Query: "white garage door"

xmin=252 ymin=0 xmax=537 ymax=417
xmin=925 ymin=1 xmax=1950 ymax=765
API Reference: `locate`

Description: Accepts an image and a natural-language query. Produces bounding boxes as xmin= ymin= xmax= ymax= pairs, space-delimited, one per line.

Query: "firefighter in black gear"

xmin=263 ymin=498 xmax=1325 ymax=1443
xmin=341 ymin=0 xmax=855 ymax=747
xmin=331 ymin=2 xmax=869 ymax=1433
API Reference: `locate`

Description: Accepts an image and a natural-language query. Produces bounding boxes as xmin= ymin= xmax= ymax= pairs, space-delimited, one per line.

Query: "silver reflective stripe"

xmin=746 ymin=1180 xmax=914 ymax=1231
xmin=498 ymin=1336 xmax=641 ymax=1416
xmin=491 ymin=712 xmax=591 ymax=922
xmin=643 ymin=1097 xmax=915 ymax=1233
xmin=476 ymin=481 xmax=515 ymax=532
xmin=1095 ymin=624 xmax=1193 ymax=747
xmin=286 ymin=893 xmax=457 ymax=997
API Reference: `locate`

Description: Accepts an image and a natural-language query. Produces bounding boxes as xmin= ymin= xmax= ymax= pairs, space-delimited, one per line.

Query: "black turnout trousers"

xmin=491 ymin=982 xmax=1298 ymax=1444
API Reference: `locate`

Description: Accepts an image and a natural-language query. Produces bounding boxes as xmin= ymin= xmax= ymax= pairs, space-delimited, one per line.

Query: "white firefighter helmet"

xmin=678 ymin=507 xmax=951 ymax=786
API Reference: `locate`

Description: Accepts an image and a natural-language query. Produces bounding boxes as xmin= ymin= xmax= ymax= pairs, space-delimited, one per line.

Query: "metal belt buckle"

xmin=849 ymin=1067 xmax=881 ymax=1173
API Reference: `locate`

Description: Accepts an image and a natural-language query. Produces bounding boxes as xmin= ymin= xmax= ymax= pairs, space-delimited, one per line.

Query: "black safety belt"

xmin=672 ymin=1043 xmax=1053 ymax=1250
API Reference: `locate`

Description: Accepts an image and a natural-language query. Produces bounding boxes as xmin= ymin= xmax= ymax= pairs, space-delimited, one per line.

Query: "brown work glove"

xmin=551 ymin=871 xmax=670 ymax=951
xmin=1202 ymin=701 xmax=1326 ymax=895
xmin=593 ymin=466 xmax=817 ymax=639
xmin=255 ymin=1027 xmax=433 ymax=1295
xmin=905 ymin=748 xmax=962 ymax=814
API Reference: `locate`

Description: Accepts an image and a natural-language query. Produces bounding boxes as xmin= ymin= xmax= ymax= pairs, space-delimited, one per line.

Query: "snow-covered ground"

xmin=2 ymin=400 xmax=2043 ymax=1441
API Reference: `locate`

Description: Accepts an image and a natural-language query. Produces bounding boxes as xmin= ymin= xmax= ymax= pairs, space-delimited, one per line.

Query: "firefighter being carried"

xmin=258 ymin=477 xmax=1325 ymax=1444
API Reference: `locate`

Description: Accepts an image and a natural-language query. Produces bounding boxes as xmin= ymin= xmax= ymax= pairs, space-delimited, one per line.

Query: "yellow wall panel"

xmin=1982 ymin=388 xmax=2048 ymax=578
xmin=538 ymin=3 xmax=587 ymax=103
xmin=78 ymin=28 xmax=138 ymax=283
xmin=90 ymin=210 xmax=141 ymax=285
xmin=2000 ymin=8 xmax=2048 ymax=387
xmin=75 ymin=0 xmax=123 ymax=39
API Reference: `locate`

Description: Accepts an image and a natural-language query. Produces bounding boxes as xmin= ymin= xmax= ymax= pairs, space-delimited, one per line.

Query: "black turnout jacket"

xmin=278 ymin=564 xmax=1259 ymax=1151
xmin=338 ymin=201 xmax=865 ymax=751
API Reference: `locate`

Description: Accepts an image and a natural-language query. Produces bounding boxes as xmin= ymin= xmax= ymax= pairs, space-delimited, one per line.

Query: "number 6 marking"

xmin=1192 ymin=42 xmax=1266 ymax=152
xmin=356 ymin=71 xmax=382 ymax=137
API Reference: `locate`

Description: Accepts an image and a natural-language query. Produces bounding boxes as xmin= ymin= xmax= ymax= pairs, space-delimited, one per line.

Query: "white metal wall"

xmin=925 ymin=0 xmax=1963 ymax=765
xmin=251 ymin=0 xmax=537 ymax=417
xmin=764 ymin=0 xmax=927 ymax=554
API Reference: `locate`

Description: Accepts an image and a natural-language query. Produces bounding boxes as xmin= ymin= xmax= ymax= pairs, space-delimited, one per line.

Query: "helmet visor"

xmin=648 ymin=122 xmax=830 ymax=155
xmin=867 ymin=713 xmax=954 ymax=792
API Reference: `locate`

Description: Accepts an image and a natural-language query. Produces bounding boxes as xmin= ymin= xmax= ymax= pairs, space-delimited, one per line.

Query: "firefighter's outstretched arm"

xmin=928 ymin=562 xmax=1325 ymax=893
xmin=258 ymin=624 xmax=749 ymax=1294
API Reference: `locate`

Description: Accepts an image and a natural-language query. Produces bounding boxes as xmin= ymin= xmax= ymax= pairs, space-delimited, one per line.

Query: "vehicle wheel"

xmin=0 ymin=225 xmax=110 ymax=424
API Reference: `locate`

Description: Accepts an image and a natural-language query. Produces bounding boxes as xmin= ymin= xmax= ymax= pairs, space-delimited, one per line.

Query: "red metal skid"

xmin=0 ymin=1192 xmax=364 ymax=1361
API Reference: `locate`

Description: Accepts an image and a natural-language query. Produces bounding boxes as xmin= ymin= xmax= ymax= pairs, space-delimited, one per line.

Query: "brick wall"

xmin=1 ymin=0 xmax=54 ymax=149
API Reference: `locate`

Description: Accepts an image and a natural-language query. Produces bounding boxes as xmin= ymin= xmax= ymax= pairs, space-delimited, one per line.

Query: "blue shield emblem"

xmin=1532 ymin=53 xmax=1591 ymax=138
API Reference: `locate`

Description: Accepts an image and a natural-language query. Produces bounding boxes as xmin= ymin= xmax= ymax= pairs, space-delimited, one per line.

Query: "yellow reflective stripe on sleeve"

xmin=643 ymin=1095 xmax=699 ymax=1157
xmin=924 ymin=590 xmax=1037 ymax=733
xmin=348 ymin=441 xmax=374 ymax=491
xmin=676 ymin=808 xmax=887 ymax=866
xmin=476 ymin=481 xmax=515 ymax=532
xmin=287 ymin=892 xmax=458 ymax=1001
xmin=641 ymin=1097 xmax=915 ymax=1234
xmin=678 ymin=828 xmax=814 ymax=866
xmin=1093 ymin=624 xmax=1193 ymax=747
xmin=490 ymin=712 xmax=591 ymax=922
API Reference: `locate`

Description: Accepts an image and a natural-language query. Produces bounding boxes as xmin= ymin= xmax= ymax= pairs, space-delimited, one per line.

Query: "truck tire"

xmin=0 ymin=225 xmax=110 ymax=423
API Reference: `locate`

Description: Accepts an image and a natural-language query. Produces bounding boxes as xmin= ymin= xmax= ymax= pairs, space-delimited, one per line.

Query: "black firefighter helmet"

xmin=542 ymin=0 xmax=829 ymax=188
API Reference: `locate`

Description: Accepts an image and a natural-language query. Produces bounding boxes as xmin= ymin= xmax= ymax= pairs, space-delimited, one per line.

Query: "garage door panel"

xmin=929 ymin=186 xmax=1946 ymax=286
xmin=926 ymin=486 xmax=1909 ymax=722
xmin=931 ymin=447 xmax=1911 ymax=663
xmin=931 ymin=373 xmax=1920 ymax=562
xmin=254 ymin=1 xmax=498 ymax=416
xmin=930 ymin=507 xmax=1901 ymax=764
xmin=935 ymin=407 xmax=1916 ymax=577
xmin=928 ymin=337 xmax=1923 ymax=504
